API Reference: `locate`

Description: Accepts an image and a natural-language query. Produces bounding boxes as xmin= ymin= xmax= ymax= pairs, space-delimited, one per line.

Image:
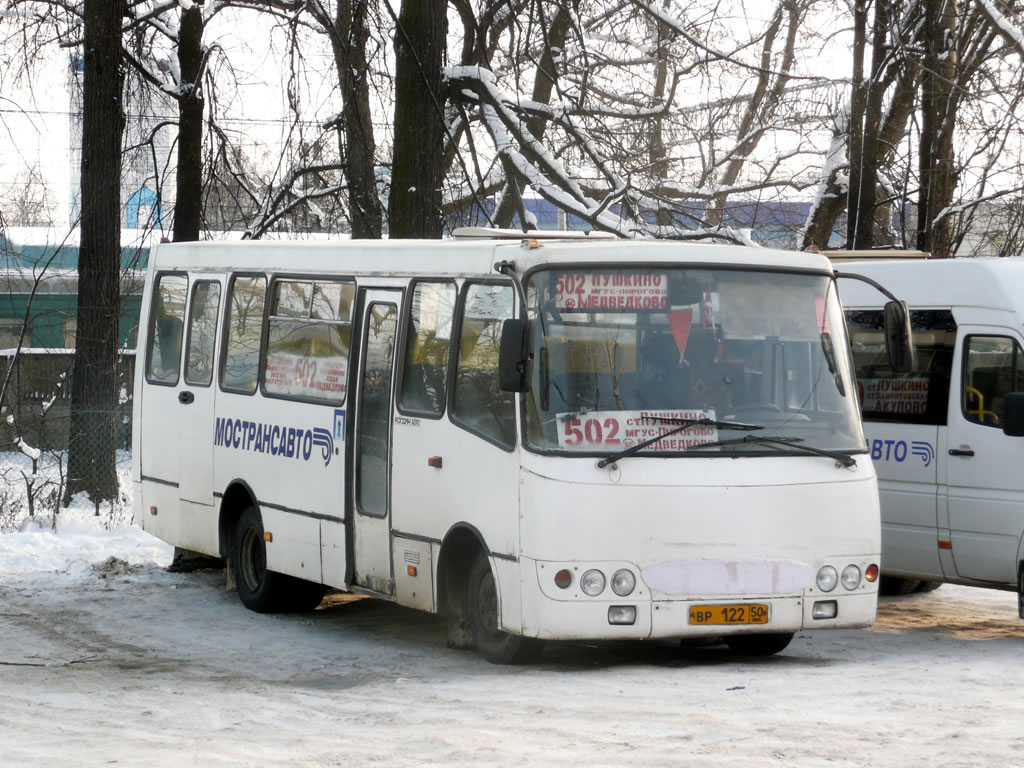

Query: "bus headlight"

xmin=580 ymin=569 xmax=606 ymax=596
xmin=816 ymin=566 xmax=838 ymax=593
xmin=841 ymin=564 xmax=862 ymax=591
xmin=611 ymin=569 xmax=636 ymax=596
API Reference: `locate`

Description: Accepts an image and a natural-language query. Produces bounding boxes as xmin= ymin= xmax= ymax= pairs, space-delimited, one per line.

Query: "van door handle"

xmin=948 ymin=447 xmax=974 ymax=457
xmin=178 ymin=391 xmax=195 ymax=405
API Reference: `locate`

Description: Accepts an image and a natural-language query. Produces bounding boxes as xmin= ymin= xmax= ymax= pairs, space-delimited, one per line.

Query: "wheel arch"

xmin=436 ymin=523 xmax=489 ymax=617
xmin=218 ymin=479 xmax=258 ymax=559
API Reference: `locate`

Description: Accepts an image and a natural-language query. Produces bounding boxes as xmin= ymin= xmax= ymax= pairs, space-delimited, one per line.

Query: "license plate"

xmin=689 ymin=604 xmax=769 ymax=625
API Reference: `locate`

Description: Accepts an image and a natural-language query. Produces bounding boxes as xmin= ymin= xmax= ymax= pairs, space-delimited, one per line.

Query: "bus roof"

xmin=836 ymin=257 xmax=1024 ymax=312
xmin=150 ymin=238 xmax=835 ymax=276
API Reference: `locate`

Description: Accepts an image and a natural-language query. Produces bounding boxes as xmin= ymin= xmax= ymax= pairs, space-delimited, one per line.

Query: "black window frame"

xmin=218 ymin=272 xmax=269 ymax=396
xmin=447 ymin=278 xmax=517 ymax=452
xmin=396 ymin=278 xmax=458 ymax=420
xmin=846 ymin=307 xmax=956 ymax=427
xmin=355 ymin=298 xmax=401 ymax=520
xmin=960 ymin=333 xmax=1024 ymax=429
xmin=258 ymin=274 xmax=357 ymax=407
xmin=183 ymin=279 xmax=222 ymax=388
xmin=144 ymin=271 xmax=189 ymax=388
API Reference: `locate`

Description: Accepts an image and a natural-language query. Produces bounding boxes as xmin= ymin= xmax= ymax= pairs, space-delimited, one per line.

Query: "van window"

xmin=399 ymin=282 xmax=456 ymax=416
xmin=846 ymin=309 xmax=956 ymax=425
xmin=263 ymin=279 xmax=354 ymax=403
xmin=146 ymin=273 xmax=188 ymax=385
xmin=222 ymin=275 xmax=267 ymax=394
xmin=184 ymin=281 xmax=221 ymax=386
xmin=452 ymin=282 xmax=516 ymax=448
xmin=962 ymin=335 xmax=1024 ymax=427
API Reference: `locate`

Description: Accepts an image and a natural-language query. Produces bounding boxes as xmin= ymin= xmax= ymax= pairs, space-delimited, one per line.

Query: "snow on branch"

xmin=975 ymin=0 xmax=1024 ymax=59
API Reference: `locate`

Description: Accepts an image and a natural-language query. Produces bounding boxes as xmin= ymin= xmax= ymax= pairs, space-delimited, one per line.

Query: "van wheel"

xmin=724 ymin=632 xmax=794 ymax=656
xmin=878 ymin=576 xmax=921 ymax=596
xmin=916 ymin=581 xmax=942 ymax=593
xmin=466 ymin=553 xmax=541 ymax=664
xmin=232 ymin=505 xmax=292 ymax=613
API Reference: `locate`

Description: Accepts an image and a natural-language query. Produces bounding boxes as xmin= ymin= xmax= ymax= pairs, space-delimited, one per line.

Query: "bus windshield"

xmin=523 ymin=266 xmax=863 ymax=457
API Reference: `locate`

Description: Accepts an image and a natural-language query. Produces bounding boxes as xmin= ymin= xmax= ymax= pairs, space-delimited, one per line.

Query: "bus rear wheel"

xmin=466 ymin=553 xmax=541 ymax=664
xmin=723 ymin=632 xmax=794 ymax=656
xmin=232 ymin=506 xmax=325 ymax=613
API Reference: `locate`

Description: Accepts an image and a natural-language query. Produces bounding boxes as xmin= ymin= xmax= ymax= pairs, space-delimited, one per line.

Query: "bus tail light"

xmin=554 ymin=569 xmax=572 ymax=589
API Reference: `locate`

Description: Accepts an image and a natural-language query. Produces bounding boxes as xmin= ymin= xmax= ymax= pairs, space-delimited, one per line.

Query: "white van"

xmin=839 ymin=258 xmax=1024 ymax=617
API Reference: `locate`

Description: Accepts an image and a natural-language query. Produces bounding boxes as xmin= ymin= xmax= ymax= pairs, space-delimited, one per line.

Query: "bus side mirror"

xmin=498 ymin=318 xmax=532 ymax=393
xmin=883 ymin=300 xmax=916 ymax=374
xmin=1003 ymin=393 xmax=1024 ymax=436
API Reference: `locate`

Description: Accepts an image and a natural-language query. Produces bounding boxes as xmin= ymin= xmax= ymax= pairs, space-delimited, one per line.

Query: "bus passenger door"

xmin=945 ymin=327 xmax=1024 ymax=586
xmin=350 ymin=289 xmax=402 ymax=595
xmin=177 ymin=277 xmax=224 ymax=506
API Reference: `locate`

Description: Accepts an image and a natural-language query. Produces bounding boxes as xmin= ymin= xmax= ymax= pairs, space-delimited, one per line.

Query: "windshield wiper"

xmin=682 ymin=434 xmax=858 ymax=468
xmin=596 ymin=417 xmax=763 ymax=469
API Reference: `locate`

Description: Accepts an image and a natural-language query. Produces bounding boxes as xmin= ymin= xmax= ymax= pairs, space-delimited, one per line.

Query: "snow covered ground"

xmin=2 ymin=521 xmax=1023 ymax=767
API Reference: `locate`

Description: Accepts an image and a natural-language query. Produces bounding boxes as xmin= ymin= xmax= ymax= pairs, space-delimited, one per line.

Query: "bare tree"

xmin=62 ymin=0 xmax=124 ymax=505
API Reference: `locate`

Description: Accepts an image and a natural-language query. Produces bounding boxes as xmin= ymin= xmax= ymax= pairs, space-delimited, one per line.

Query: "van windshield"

xmin=523 ymin=266 xmax=864 ymax=457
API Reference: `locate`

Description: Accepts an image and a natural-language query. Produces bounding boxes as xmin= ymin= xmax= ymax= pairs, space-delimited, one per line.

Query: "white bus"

xmin=133 ymin=232 xmax=890 ymax=662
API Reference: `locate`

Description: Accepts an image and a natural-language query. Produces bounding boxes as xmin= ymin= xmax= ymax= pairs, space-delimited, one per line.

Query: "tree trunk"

xmin=388 ymin=0 xmax=447 ymax=238
xmin=852 ymin=0 xmax=889 ymax=249
xmin=173 ymin=6 xmax=203 ymax=243
xmin=918 ymin=0 xmax=958 ymax=258
xmin=65 ymin=0 xmax=124 ymax=505
xmin=493 ymin=4 xmax=571 ymax=228
xmin=846 ymin=0 xmax=868 ymax=247
xmin=336 ymin=0 xmax=382 ymax=239
xmin=650 ymin=7 xmax=673 ymax=228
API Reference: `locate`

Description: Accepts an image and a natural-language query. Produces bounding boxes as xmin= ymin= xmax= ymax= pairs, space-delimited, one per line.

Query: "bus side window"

xmin=452 ymin=282 xmax=516 ymax=449
xmin=845 ymin=308 xmax=955 ymax=426
xmin=399 ymin=281 xmax=455 ymax=416
xmin=263 ymin=279 xmax=354 ymax=403
xmin=221 ymin=275 xmax=267 ymax=394
xmin=145 ymin=273 xmax=188 ymax=385
xmin=184 ymin=281 xmax=221 ymax=387
xmin=962 ymin=335 xmax=1024 ymax=427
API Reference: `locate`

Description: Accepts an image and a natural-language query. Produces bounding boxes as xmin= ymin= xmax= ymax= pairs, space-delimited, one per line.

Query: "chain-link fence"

xmin=0 ymin=351 xmax=135 ymax=532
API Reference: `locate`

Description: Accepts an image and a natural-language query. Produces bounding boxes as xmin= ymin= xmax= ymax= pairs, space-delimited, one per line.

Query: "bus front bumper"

xmin=517 ymin=558 xmax=878 ymax=641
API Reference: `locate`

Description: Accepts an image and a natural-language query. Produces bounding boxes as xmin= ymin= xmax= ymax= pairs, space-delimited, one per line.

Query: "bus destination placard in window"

xmin=555 ymin=409 xmax=718 ymax=451
xmin=554 ymin=272 xmax=668 ymax=311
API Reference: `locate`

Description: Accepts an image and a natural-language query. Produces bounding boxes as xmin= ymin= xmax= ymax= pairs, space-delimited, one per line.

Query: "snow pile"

xmin=0 ymin=519 xmax=172 ymax=586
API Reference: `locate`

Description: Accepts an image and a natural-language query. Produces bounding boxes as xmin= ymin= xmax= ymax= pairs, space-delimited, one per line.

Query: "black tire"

xmin=723 ymin=632 xmax=794 ymax=657
xmin=232 ymin=505 xmax=325 ymax=613
xmin=878 ymin=576 xmax=922 ymax=596
xmin=466 ymin=553 xmax=542 ymax=664
xmin=916 ymin=580 xmax=942 ymax=593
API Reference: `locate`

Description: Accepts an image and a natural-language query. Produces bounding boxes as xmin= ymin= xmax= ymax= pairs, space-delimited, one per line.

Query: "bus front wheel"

xmin=723 ymin=632 xmax=794 ymax=656
xmin=232 ymin=505 xmax=325 ymax=613
xmin=466 ymin=553 xmax=541 ymax=664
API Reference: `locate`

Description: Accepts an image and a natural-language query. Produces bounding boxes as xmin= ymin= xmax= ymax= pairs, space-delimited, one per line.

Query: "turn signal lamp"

xmin=554 ymin=569 xmax=572 ymax=589
xmin=865 ymin=564 xmax=879 ymax=583
xmin=264 ymin=532 xmax=273 ymax=543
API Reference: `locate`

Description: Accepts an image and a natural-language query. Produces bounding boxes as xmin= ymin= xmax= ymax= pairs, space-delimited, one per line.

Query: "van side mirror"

xmin=498 ymin=318 xmax=532 ymax=393
xmin=1003 ymin=393 xmax=1024 ymax=436
xmin=883 ymin=300 xmax=916 ymax=374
